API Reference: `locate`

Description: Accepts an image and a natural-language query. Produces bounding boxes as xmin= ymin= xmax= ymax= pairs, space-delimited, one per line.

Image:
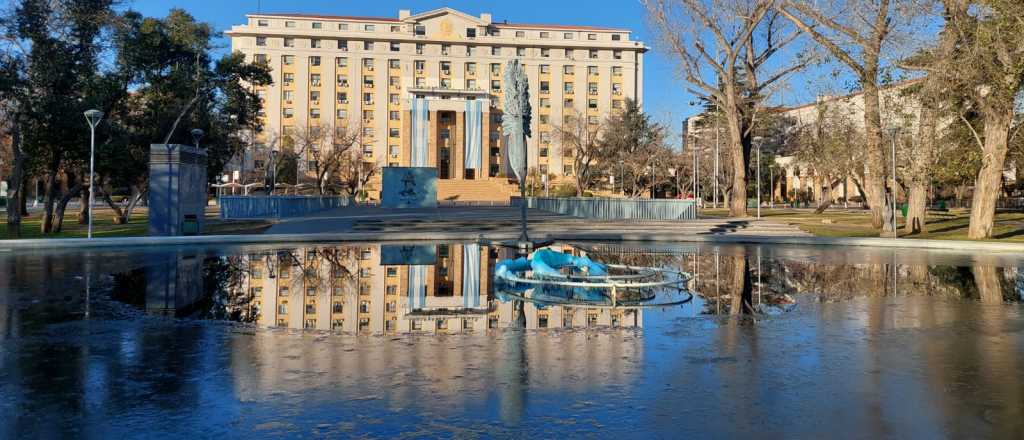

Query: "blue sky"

xmin=128 ymin=0 xmax=823 ymax=138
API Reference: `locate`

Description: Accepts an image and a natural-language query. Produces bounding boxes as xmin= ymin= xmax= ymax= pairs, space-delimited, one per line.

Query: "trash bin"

xmin=181 ymin=215 xmax=199 ymax=236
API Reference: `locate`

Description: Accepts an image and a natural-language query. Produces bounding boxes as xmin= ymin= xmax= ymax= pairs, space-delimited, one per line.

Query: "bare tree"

xmin=777 ymin=0 xmax=909 ymax=230
xmin=554 ymin=110 xmax=606 ymax=196
xmin=793 ymin=102 xmax=865 ymax=212
xmin=646 ymin=0 xmax=809 ymax=216
xmin=894 ymin=0 xmax=969 ymax=233
xmin=291 ymin=120 xmax=363 ymax=195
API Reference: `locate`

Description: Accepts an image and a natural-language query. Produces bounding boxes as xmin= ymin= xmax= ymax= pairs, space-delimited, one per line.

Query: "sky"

xmin=127 ymin=0 xmax=828 ymax=140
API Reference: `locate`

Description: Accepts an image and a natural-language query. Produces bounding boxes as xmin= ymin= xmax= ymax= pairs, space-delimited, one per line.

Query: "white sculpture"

xmin=502 ymin=59 xmax=533 ymax=243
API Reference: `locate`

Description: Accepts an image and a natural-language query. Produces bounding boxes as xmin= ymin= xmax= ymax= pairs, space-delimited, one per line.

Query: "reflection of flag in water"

xmin=462 ymin=244 xmax=481 ymax=308
xmin=407 ymin=265 xmax=427 ymax=310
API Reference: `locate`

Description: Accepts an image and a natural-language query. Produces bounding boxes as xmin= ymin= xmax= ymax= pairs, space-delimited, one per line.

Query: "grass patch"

xmin=1 ymin=206 xmax=271 ymax=239
xmin=702 ymin=207 xmax=1024 ymax=241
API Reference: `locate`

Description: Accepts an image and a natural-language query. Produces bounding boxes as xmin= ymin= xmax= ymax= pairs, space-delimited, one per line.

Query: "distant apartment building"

xmin=227 ymin=7 xmax=646 ymax=200
xmin=685 ymin=81 xmax=929 ymax=204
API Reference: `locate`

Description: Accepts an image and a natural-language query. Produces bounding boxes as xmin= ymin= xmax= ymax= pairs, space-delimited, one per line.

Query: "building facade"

xmin=227 ymin=7 xmax=646 ymax=200
xmin=683 ymin=81 xmax=927 ymax=206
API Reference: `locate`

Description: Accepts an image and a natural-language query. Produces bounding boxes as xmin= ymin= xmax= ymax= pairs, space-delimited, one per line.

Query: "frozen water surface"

xmin=1 ymin=242 xmax=1023 ymax=438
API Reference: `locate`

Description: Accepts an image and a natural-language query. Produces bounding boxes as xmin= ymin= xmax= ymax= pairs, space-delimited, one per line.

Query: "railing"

xmin=513 ymin=197 xmax=697 ymax=221
xmin=219 ymin=196 xmax=351 ymax=219
xmin=437 ymin=200 xmax=512 ymax=207
xmin=934 ymin=197 xmax=1024 ymax=211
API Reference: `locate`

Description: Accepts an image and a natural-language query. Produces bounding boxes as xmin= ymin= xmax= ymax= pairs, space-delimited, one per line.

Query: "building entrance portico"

xmin=404 ymin=88 xmax=495 ymax=181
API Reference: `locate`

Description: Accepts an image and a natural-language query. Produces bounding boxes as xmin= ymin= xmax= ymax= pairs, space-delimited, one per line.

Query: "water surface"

xmin=1 ymin=242 xmax=1023 ymax=438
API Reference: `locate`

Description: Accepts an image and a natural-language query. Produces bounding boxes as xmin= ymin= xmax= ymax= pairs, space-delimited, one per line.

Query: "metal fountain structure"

xmin=495 ymin=60 xmax=694 ymax=308
xmin=494 ymin=249 xmax=695 ymax=309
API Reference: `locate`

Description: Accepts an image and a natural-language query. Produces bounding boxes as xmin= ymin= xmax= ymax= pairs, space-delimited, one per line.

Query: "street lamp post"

xmin=695 ymin=136 xmax=700 ymax=204
xmin=191 ymin=128 xmax=204 ymax=150
xmin=270 ymin=150 xmax=279 ymax=195
xmin=888 ymin=128 xmax=899 ymax=239
xmin=84 ymin=109 xmax=103 ymax=239
xmin=756 ymin=137 xmax=762 ymax=219
xmin=714 ymin=102 xmax=720 ymax=209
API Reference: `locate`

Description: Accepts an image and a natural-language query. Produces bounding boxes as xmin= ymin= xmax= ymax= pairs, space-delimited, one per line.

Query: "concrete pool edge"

xmin=2 ymin=230 xmax=1024 ymax=253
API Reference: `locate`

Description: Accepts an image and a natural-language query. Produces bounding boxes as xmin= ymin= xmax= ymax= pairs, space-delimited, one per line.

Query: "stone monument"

xmin=381 ymin=167 xmax=438 ymax=208
xmin=149 ymin=144 xmax=208 ymax=236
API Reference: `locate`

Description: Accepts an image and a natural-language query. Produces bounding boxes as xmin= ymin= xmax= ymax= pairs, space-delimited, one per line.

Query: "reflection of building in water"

xmin=228 ymin=243 xmax=640 ymax=334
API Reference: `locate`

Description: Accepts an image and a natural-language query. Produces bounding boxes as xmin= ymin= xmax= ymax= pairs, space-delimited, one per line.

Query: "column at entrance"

xmin=402 ymin=109 xmax=412 ymax=167
xmin=454 ymin=111 xmax=465 ymax=180
xmin=427 ymin=110 xmax=439 ymax=170
xmin=482 ymin=111 xmax=491 ymax=179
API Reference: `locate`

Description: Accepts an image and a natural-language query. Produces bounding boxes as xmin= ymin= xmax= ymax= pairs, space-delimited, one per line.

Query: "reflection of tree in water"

xmin=680 ymin=251 xmax=1022 ymax=316
xmin=214 ymin=246 xmax=362 ymax=322
xmin=198 ymin=257 xmax=252 ymax=322
xmin=110 ymin=246 xmax=364 ymax=322
xmin=748 ymin=258 xmax=1021 ymax=305
xmin=582 ymin=246 xmax=688 ymax=269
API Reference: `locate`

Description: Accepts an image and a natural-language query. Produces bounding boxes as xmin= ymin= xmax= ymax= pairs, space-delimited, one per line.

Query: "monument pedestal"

xmin=149 ymin=144 xmax=207 ymax=236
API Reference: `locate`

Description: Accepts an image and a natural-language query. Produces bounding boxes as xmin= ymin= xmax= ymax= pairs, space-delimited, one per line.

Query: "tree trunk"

xmin=122 ymin=186 xmax=146 ymax=223
xmin=967 ymin=110 xmax=1013 ymax=239
xmin=814 ymin=178 xmax=837 ymax=214
xmin=6 ymin=120 xmax=24 ymax=230
xmin=100 ymin=192 xmax=125 ymax=224
xmin=40 ymin=167 xmax=60 ymax=234
xmin=51 ymin=183 xmax=82 ymax=234
xmin=725 ymin=109 xmax=748 ymax=217
xmin=906 ymin=101 xmax=938 ymax=234
xmin=906 ymin=183 xmax=928 ymax=234
xmin=77 ymin=187 xmax=89 ymax=224
xmin=19 ymin=180 xmax=28 ymax=217
xmin=729 ymin=256 xmax=754 ymax=316
xmin=861 ymin=79 xmax=886 ymax=229
xmin=851 ymin=175 xmax=869 ymax=209
xmin=971 ymin=265 xmax=1003 ymax=304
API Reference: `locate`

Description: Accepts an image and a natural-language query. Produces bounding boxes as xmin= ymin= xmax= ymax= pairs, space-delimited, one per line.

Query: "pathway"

xmin=264 ymin=206 xmax=812 ymax=238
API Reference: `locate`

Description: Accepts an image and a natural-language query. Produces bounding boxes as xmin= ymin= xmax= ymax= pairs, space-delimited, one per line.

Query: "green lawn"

xmin=702 ymin=207 xmax=1024 ymax=242
xmin=1 ymin=206 xmax=271 ymax=239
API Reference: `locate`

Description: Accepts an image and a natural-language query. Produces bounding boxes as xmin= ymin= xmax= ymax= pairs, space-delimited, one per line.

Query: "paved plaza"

xmin=263 ymin=206 xmax=813 ymax=238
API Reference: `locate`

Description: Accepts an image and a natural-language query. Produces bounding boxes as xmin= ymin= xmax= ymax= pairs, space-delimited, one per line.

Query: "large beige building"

xmin=227 ymin=7 xmax=646 ymax=200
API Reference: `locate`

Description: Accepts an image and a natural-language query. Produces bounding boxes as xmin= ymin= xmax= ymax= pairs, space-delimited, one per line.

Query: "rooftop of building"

xmin=775 ymin=78 xmax=925 ymax=113
xmin=246 ymin=8 xmax=632 ymax=33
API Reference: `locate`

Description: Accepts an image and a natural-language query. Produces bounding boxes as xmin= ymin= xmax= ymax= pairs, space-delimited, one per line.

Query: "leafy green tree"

xmin=601 ymin=99 xmax=669 ymax=198
xmin=946 ymin=0 xmax=1024 ymax=238
xmin=5 ymin=0 xmax=120 ymax=233
xmin=96 ymin=9 xmax=270 ymax=223
xmin=0 ymin=49 xmax=27 ymax=232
